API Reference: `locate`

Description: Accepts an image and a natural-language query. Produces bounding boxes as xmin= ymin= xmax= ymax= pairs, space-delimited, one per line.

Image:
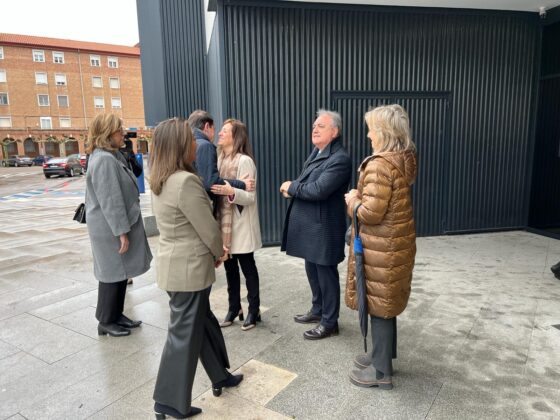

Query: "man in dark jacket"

xmin=280 ymin=109 xmax=352 ymax=340
xmin=187 ymin=110 xmax=254 ymax=213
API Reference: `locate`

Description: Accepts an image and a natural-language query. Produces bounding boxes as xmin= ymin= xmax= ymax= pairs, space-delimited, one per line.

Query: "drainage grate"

xmin=553 ymin=325 xmax=560 ymax=330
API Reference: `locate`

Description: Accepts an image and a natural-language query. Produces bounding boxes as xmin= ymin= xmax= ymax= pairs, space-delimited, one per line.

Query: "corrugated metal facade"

xmin=217 ymin=2 xmax=540 ymax=242
xmin=529 ymin=20 xmax=560 ymax=229
xmin=137 ymin=0 xmax=208 ymax=125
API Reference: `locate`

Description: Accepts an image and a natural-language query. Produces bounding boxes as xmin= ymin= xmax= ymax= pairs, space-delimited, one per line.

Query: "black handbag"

xmin=73 ymin=203 xmax=86 ymax=224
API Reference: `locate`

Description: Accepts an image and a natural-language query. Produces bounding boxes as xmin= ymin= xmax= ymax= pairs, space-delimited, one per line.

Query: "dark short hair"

xmin=187 ymin=110 xmax=214 ymax=130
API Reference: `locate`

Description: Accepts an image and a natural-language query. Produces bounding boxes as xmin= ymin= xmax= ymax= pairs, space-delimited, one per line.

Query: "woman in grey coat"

xmin=85 ymin=113 xmax=152 ymax=337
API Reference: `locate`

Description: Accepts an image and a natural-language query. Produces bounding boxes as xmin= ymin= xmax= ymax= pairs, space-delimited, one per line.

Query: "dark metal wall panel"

xmin=219 ymin=2 xmax=540 ymax=242
xmin=136 ymin=0 xmax=167 ymax=126
xmin=529 ymin=21 xmax=560 ymax=229
xmin=137 ymin=0 xmax=208 ymax=124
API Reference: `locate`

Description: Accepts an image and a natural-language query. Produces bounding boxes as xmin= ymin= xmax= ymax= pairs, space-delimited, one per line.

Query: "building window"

xmin=92 ymin=76 xmax=102 ymax=88
xmin=0 ymin=69 xmax=5 ymax=83
xmin=57 ymin=95 xmax=69 ymax=107
xmin=0 ymin=47 xmax=4 ymax=59
xmin=38 ymin=94 xmax=50 ymax=106
xmin=111 ymin=97 xmax=121 ymax=109
xmin=90 ymin=55 xmax=101 ymax=67
xmin=108 ymin=56 xmax=118 ymax=68
xmin=55 ymin=74 xmax=67 ymax=86
xmin=59 ymin=117 xmax=71 ymax=128
xmin=40 ymin=117 xmax=52 ymax=129
xmin=35 ymin=72 xmax=48 ymax=85
xmin=94 ymin=97 xmax=104 ymax=108
xmin=0 ymin=117 xmax=11 ymax=128
xmin=0 ymin=92 xmax=9 ymax=105
xmin=109 ymin=77 xmax=120 ymax=89
xmin=53 ymin=51 xmax=64 ymax=64
xmin=33 ymin=50 xmax=45 ymax=62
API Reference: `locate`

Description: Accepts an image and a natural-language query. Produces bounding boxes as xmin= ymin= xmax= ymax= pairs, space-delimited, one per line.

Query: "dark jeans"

xmin=371 ymin=315 xmax=397 ymax=376
xmin=95 ymin=280 xmax=127 ymax=323
xmin=153 ymin=287 xmax=229 ymax=415
xmin=223 ymin=252 xmax=260 ymax=314
xmin=304 ymin=260 xmax=340 ymax=329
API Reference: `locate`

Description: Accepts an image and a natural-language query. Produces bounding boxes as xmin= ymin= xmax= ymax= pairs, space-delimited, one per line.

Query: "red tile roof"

xmin=0 ymin=33 xmax=140 ymax=56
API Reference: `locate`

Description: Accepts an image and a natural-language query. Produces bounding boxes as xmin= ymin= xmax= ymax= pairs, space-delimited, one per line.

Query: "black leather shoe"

xmin=303 ymin=324 xmax=339 ymax=340
xmin=212 ymin=373 xmax=244 ymax=397
xmin=551 ymin=261 xmax=560 ymax=279
xmin=116 ymin=314 xmax=142 ymax=329
xmin=97 ymin=322 xmax=131 ymax=337
xmin=154 ymin=402 xmax=201 ymax=419
xmin=220 ymin=309 xmax=244 ymax=327
xmin=294 ymin=312 xmax=322 ymax=324
xmin=241 ymin=311 xmax=261 ymax=331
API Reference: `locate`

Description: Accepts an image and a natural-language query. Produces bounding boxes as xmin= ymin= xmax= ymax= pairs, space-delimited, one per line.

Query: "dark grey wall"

xmin=529 ymin=18 xmax=560 ymax=229
xmin=218 ymin=1 xmax=541 ymax=242
xmin=137 ymin=0 xmax=208 ymax=125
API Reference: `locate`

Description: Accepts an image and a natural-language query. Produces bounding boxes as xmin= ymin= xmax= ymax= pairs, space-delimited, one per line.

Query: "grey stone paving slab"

xmin=19 ymin=343 xmax=162 ymax=420
xmin=0 ymin=313 xmax=96 ymax=363
xmin=0 ymin=338 xmax=20 ymax=360
xmin=29 ymin=290 xmax=98 ymax=320
xmin=0 ymin=350 xmax=48 ymax=384
xmin=87 ymin=399 xmax=152 ymax=420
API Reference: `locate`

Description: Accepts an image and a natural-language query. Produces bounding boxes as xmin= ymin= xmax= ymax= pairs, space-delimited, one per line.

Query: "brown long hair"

xmin=149 ymin=117 xmax=195 ymax=195
xmin=220 ymin=118 xmax=255 ymax=162
xmin=86 ymin=113 xmax=122 ymax=154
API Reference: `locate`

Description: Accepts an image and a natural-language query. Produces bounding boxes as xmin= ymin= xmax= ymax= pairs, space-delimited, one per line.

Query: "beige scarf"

xmin=217 ymin=153 xmax=241 ymax=251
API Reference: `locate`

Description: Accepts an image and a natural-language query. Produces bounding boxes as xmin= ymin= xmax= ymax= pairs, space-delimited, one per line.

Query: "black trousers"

xmin=153 ymin=287 xmax=229 ymax=415
xmin=371 ymin=315 xmax=397 ymax=376
xmin=304 ymin=260 xmax=340 ymax=329
xmin=223 ymin=252 xmax=260 ymax=314
xmin=95 ymin=280 xmax=127 ymax=323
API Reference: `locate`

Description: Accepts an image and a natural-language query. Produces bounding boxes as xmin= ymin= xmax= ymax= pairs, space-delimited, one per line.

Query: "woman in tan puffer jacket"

xmin=345 ymin=104 xmax=417 ymax=390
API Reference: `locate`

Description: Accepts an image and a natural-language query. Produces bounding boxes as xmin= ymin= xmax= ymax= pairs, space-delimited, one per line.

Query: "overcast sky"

xmin=2 ymin=0 xmax=139 ymax=46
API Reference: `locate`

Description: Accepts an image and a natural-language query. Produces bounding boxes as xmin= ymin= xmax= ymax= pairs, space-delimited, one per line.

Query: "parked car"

xmin=32 ymin=155 xmax=53 ymax=166
xmin=4 ymin=155 xmax=33 ymax=167
xmin=79 ymin=155 xmax=87 ymax=171
xmin=43 ymin=156 xmax=84 ymax=178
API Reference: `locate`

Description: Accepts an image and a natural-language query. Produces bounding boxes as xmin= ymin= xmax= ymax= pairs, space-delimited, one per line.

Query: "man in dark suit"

xmin=280 ymin=109 xmax=352 ymax=340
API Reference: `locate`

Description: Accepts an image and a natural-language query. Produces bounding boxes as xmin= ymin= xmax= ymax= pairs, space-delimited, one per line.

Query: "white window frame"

xmin=92 ymin=76 xmax=103 ymax=88
xmin=33 ymin=49 xmax=45 ymax=62
xmin=53 ymin=51 xmax=64 ymax=64
xmin=111 ymin=97 xmax=122 ymax=109
xmin=0 ymin=69 xmax=6 ymax=83
xmin=94 ymin=97 xmax=105 ymax=108
xmin=38 ymin=94 xmax=50 ymax=107
xmin=0 ymin=116 xmax=11 ymax=128
xmin=35 ymin=72 xmax=48 ymax=85
xmin=54 ymin=73 xmax=67 ymax=86
xmin=0 ymin=92 xmax=9 ymax=105
xmin=0 ymin=47 xmax=4 ymax=60
xmin=109 ymin=77 xmax=120 ymax=89
xmin=59 ymin=117 xmax=71 ymax=128
xmin=40 ymin=117 xmax=52 ymax=129
xmin=108 ymin=56 xmax=118 ymax=68
xmin=90 ymin=54 xmax=101 ymax=67
xmin=57 ymin=95 xmax=69 ymax=107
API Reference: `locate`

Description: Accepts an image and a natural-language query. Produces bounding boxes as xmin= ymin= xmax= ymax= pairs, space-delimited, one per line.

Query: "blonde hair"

xmin=86 ymin=113 xmax=122 ymax=154
xmin=364 ymin=104 xmax=416 ymax=153
xmin=149 ymin=117 xmax=195 ymax=196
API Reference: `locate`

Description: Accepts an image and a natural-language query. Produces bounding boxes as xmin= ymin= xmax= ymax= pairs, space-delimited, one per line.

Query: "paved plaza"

xmin=1 ymin=173 xmax=560 ymax=419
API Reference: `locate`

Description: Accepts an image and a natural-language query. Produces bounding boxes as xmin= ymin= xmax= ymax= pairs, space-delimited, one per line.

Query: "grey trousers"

xmin=153 ymin=287 xmax=229 ymax=415
xmin=371 ymin=315 xmax=397 ymax=376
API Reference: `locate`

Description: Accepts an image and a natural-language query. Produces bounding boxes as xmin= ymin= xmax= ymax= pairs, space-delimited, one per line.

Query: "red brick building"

xmin=0 ymin=33 xmax=151 ymax=161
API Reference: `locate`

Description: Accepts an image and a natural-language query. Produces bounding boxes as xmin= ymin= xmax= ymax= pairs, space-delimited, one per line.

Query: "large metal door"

xmin=332 ymin=92 xmax=450 ymax=236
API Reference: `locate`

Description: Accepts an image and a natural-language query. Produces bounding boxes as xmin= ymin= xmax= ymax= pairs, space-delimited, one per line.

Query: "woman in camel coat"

xmin=345 ymin=104 xmax=417 ymax=390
